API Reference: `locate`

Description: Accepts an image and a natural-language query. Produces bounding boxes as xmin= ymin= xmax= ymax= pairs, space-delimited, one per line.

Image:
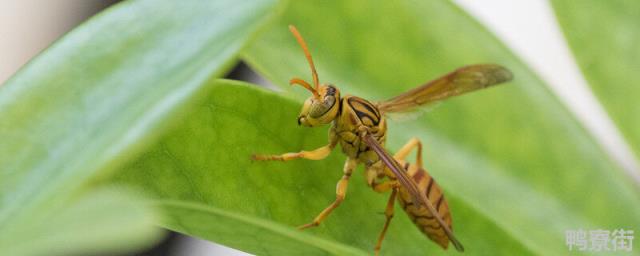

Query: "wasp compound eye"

xmin=309 ymin=96 xmax=335 ymax=118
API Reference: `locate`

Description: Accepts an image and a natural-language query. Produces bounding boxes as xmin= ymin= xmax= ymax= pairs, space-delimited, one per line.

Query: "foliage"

xmin=1 ymin=0 xmax=637 ymax=255
xmin=0 ymin=0 xmax=280 ymax=255
xmin=551 ymin=0 xmax=640 ymax=157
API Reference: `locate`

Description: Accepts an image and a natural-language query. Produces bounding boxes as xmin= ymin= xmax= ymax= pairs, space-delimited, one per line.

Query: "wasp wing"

xmin=363 ymin=134 xmax=464 ymax=252
xmin=377 ymin=64 xmax=512 ymax=114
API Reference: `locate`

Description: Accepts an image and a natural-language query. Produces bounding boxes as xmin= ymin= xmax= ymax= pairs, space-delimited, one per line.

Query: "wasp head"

xmin=297 ymin=84 xmax=340 ymax=127
xmin=287 ymin=25 xmax=341 ymax=127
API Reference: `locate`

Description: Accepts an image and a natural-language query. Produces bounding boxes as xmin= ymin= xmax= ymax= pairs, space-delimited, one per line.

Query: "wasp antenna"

xmin=289 ymin=25 xmax=320 ymax=92
xmin=290 ymin=78 xmax=320 ymax=98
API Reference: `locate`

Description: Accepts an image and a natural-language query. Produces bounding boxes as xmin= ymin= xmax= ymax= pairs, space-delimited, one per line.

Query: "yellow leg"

xmin=253 ymin=131 xmax=337 ymax=161
xmin=366 ymin=162 xmax=400 ymax=193
xmin=252 ymin=144 xmax=334 ymax=161
xmin=298 ymin=159 xmax=356 ymax=229
xmin=372 ymin=180 xmax=399 ymax=193
xmin=374 ymin=188 xmax=397 ymax=256
xmin=393 ymin=137 xmax=423 ymax=168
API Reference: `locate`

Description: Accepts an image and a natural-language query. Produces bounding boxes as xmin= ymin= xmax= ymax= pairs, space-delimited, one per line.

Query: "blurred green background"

xmin=0 ymin=0 xmax=638 ymax=255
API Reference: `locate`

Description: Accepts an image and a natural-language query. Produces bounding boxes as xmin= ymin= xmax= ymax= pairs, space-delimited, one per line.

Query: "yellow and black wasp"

xmin=253 ymin=25 xmax=513 ymax=255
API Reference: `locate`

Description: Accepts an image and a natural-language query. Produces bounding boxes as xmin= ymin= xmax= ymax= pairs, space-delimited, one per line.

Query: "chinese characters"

xmin=566 ymin=229 xmax=634 ymax=252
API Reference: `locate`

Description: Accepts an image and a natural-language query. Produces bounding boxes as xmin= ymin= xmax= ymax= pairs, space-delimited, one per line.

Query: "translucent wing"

xmin=383 ymin=102 xmax=440 ymax=122
xmin=363 ymin=134 xmax=464 ymax=252
xmin=377 ymin=64 xmax=513 ymax=114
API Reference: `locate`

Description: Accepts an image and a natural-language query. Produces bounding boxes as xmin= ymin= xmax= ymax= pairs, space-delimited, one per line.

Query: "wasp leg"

xmin=252 ymin=130 xmax=337 ymax=161
xmin=298 ymin=158 xmax=356 ymax=230
xmin=366 ymin=161 xmax=400 ymax=193
xmin=372 ymin=180 xmax=399 ymax=193
xmin=393 ymin=137 xmax=423 ymax=168
xmin=252 ymin=144 xmax=334 ymax=161
xmin=374 ymin=188 xmax=398 ymax=256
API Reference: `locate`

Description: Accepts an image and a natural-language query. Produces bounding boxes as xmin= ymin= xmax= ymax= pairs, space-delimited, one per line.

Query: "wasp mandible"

xmin=253 ymin=25 xmax=513 ymax=255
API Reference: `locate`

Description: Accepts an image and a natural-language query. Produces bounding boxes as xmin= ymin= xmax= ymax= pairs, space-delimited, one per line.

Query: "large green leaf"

xmin=550 ymin=0 xmax=640 ymax=160
xmin=0 ymin=0 xmax=280 ymax=254
xmin=240 ymin=0 xmax=640 ymax=255
xmin=0 ymin=188 xmax=161 ymax=256
xmin=114 ymin=81 xmax=532 ymax=255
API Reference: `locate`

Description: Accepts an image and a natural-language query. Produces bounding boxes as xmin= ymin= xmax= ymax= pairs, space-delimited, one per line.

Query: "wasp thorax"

xmin=298 ymin=85 xmax=340 ymax=127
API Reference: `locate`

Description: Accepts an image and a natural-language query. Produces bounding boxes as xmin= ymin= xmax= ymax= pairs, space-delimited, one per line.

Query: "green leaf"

xmin=158 ymin=200 xmax=368 ymax=256
xmin=240 ymin=0 xmax=640 ymax=254
xmin=0 ymin=188 xmax=162 ymax=256
xmin=114 ymin=81 xmax=532 ymax=255
xmin=550 ymin=0 xmax=640 ymax=158
xmin=0 ymin=0 xmax=280 ymax=254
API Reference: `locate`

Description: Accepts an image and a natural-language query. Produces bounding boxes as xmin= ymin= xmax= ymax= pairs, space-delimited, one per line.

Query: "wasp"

xmin=253 ymin=25 xmax=513 ymax=255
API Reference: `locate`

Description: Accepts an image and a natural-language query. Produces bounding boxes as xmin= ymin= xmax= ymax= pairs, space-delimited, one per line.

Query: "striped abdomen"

xmin=397 ymin=162 xmax=453 ymax=249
